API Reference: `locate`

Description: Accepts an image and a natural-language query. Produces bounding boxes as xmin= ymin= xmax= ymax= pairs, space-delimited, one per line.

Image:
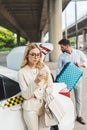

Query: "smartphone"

xmin=40 ymin=68 xmax=47 ymax=74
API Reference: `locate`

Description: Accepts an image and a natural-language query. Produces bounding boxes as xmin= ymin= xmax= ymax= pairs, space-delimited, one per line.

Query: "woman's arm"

xmin=18 ymin=70 xmax=38 ymax=99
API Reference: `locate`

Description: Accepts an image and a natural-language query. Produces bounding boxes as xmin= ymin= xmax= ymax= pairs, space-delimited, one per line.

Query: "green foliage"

xmin=0 ymin=47 xmax=12 ymax=51
xmin=0 ymin=27 xmax=15 ymax=48
xmin=0 ymin=41 xmax=5 ymax=48
xmin=69 ymin=37 xmax=75 ymax=45
xmin=0 ymin=26 xmax=26 ymax=51
xmin=20 ymin=37 xmax=26 ymax=45
xmin=14 ymin=36 xmax=26 ymax=45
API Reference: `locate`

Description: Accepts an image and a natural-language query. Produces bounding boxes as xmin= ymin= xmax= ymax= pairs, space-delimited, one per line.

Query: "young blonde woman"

xmin=18 ymin=43 xmax=53 ymax=130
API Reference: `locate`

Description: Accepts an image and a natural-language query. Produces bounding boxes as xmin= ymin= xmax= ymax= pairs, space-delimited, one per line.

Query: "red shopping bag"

xmin=59 ymin=87 xmax=70 ymax=98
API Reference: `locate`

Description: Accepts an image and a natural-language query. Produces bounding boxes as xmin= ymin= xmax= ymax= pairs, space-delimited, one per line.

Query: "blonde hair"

xmin=21 ymin=43 xmax=44 ymax=69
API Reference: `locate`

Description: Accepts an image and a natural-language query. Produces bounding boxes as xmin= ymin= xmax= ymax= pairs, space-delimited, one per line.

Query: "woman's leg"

xmin=23 ymin=110 xmax=38 ymax=130
xmin=39 ymin=114 xmax=50 ymax=130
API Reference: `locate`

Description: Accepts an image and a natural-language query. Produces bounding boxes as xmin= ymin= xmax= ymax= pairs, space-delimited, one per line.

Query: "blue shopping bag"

xmin=55 ymin=62 xmax=83 ymax=91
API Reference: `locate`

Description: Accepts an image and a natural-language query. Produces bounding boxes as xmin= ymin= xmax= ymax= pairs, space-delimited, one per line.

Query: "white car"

xmin=0 ymin=43 xmax=75 ymax=130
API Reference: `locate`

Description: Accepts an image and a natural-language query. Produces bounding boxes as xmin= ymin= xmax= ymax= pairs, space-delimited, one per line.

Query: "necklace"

xmin=32 ymin=68 xmax=37 ymax=75
xmin=31 ymin=68 xmax=38 ymax=80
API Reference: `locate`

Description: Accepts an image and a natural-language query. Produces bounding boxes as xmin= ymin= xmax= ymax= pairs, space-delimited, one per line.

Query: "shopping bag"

xmin=55 ymin=62 xmax=83 ymax=91
xmin=45 ymin=109 xmax=58 ymax=126
xmin=59 ymin=87 xmax=70 ymax=97
xmin=46 ymin=95 xmax=65 ymax=125
xmin=45 ymin=94 xmax=59 ymax=126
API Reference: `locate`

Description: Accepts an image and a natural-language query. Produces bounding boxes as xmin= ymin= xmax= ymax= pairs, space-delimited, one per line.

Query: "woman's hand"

xmin=28 ymin=94 xmax=36 ymax=100
xmin=24 ymin=93 xmax=36 ymax=100
xmin=34 ymin=73 xmax=46 ymax=84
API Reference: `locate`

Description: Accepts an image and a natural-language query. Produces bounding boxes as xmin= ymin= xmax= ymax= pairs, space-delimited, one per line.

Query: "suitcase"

xmin=55 ymin=62 xmax=83 ymax=91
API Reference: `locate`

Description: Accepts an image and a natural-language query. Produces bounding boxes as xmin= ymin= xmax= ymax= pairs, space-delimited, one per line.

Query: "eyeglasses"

xmin=29 ymin=53 xmax=40 ymax=58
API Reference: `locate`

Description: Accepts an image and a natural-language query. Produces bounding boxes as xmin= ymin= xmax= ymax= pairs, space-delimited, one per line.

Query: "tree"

xmin=0 ymin=27 xmax=15 ymax=49
xmin=0 ymin=27 xmax=26 ymax=51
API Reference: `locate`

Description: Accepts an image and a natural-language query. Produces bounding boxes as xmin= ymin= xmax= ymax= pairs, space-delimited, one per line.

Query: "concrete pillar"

xmin=48 ymin=0 xmax=62 ymax=62
xmin=17 ymin=31 xmax=20 ymax=46
xmin=83 ymin=29 xmax=86 ymax=48
xmin=40 ymin=31 xmax=45 ymax=42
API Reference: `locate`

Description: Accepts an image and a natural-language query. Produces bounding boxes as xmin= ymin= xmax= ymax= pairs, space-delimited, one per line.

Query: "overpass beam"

xmin=48 ymin=0 xmax=62 ymax=62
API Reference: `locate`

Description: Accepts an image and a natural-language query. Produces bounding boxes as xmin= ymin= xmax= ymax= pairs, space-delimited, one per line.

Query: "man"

xmin=56 ymin=38 xmax=87 ymax=125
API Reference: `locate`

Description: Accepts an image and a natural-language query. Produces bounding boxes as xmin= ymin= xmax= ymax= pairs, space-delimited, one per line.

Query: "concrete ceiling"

xmin=0 ymin=0 xmax=71 ymax=42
